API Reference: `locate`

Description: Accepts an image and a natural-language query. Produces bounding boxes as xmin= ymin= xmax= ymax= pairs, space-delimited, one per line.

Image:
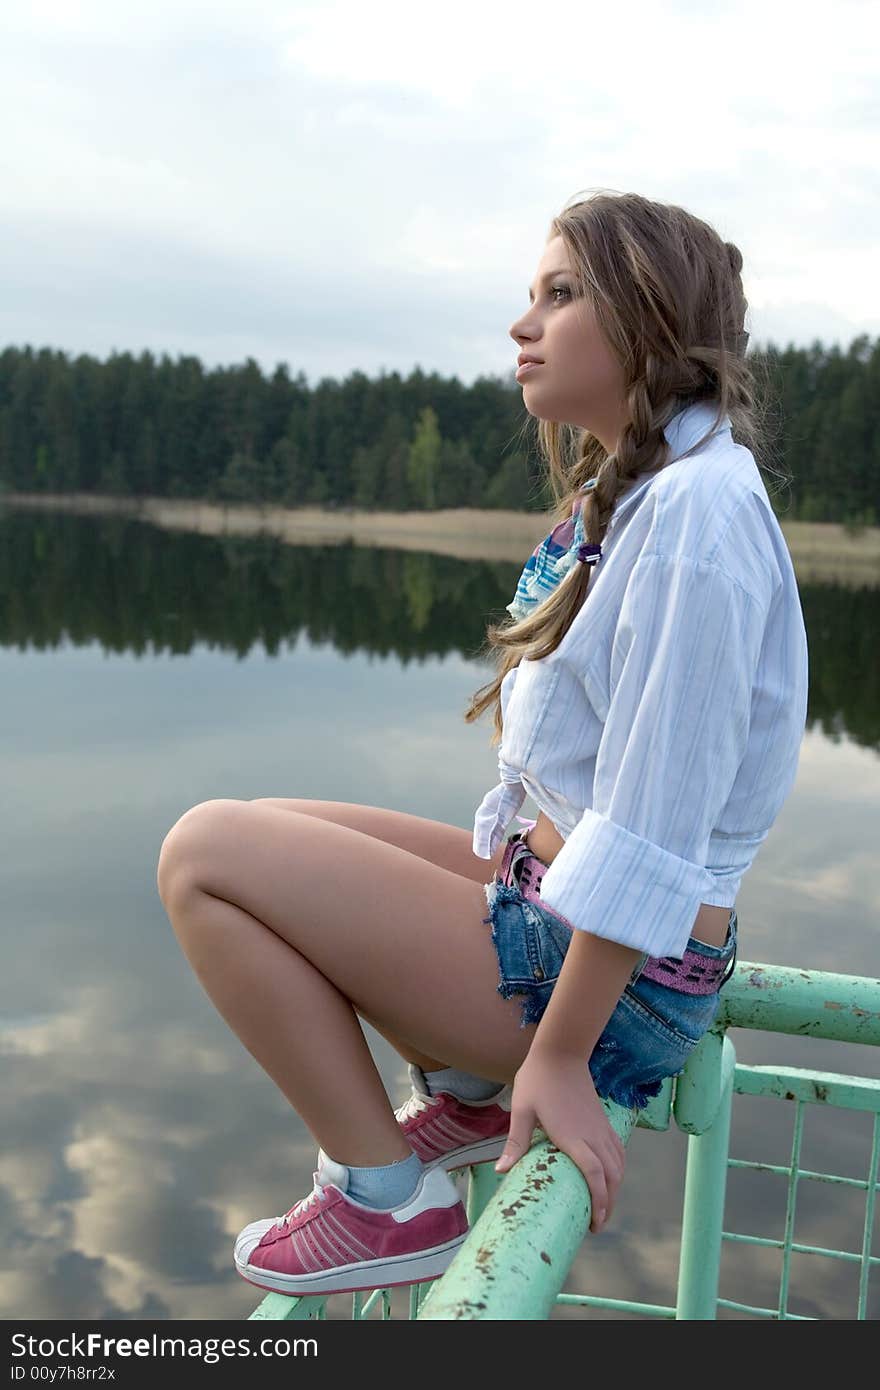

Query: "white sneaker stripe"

xmin=306 ymin=1219 xmax=345 ymax=1268
xmin=325 ymin=1208 xmax=374 ymax=1261
xmin=309 ymin=1218 xmax=348 ymax=1266
xmin=431 ymin=1114 xmax=475 ymax=1145
xmin=412 ymin=1136 xmax=443 ymax=1161
xmin=304 ymin=1224 xmax=330 ymax=1271
xmin=292 ymin=1228 xmax=319 ymax=1273
xmin=416 ymin=1124 xmax=454 ymax=1156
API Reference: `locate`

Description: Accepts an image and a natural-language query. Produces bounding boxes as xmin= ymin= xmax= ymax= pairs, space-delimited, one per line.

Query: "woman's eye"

xmin=551 ymin=285 xmax=571 ymax=302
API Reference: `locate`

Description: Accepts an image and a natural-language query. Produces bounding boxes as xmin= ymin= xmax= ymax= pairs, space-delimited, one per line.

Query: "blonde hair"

xmin=464 ymin=188 xmax=779 ymax=745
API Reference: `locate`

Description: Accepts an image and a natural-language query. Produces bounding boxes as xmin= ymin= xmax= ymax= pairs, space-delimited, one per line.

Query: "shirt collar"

xmin=607 ymin=399 xmax=732 ymax=533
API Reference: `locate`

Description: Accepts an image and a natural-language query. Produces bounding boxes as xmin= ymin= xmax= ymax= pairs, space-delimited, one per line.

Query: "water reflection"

xmin=1 ymin=509 xmax=877 ymax=751
xmin=0 ymin=509 xmax=512 ymax=664
xmin=1 ymin=511 xmax=877 ymax=1320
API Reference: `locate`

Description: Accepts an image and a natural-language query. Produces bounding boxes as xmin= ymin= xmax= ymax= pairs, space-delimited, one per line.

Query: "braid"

xmin=464 ymin=191 xmax=774 ymax=745
xmin=578 ymin=382 xmax=669 ymax=552
xmin=617 ymin=380 xmax=671 ymax=481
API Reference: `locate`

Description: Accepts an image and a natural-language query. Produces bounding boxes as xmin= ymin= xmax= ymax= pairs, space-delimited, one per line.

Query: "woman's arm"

xmin=531 ymin=929 xmax=642 ymax=1059
xmin=495 ymin=932 xmax=640 ymax=1234
xmin=495 ymin=540 xmax=770 ymax=1225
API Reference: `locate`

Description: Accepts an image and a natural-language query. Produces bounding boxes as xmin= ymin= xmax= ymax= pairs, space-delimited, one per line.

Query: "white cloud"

xmin=0 ymin=0 xmax=877 ymax=380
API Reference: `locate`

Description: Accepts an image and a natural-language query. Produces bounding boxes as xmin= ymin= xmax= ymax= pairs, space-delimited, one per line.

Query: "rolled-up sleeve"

xmin=538 ymin=551 xmax=767 ymax=958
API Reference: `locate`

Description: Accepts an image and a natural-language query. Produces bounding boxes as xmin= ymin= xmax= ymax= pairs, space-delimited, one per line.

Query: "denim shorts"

xmin=481 ymin=864 xmax=738 ymax=1113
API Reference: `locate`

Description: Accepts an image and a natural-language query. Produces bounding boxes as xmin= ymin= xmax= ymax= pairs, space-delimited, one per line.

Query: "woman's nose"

xmin=510 ymin=315 xmax=537 ymax=345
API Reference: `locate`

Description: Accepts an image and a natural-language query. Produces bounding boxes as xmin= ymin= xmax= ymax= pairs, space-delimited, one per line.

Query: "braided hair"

xmin=464 ymin=190 xmax=780 ymax=744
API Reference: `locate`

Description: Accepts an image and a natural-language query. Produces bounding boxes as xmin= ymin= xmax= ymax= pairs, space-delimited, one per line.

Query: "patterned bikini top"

xmin=506 ymin=479 xmax=602 ymax=622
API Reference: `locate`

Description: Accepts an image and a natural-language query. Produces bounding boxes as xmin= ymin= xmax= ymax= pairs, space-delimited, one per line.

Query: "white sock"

xmin=344 ymin=1150 xmax=424 ymax=1209
xmin=415 ymin=1064 xmax=504 ymax=1102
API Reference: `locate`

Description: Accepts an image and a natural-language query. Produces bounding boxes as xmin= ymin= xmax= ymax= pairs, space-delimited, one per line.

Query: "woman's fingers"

xmin=502 ymin=1126 xmax=624 ymax=1231
xmin=605 ymin=1139 xmax=626 ymax=1186
xmin=494 ymin=1106 xmax=538 ymax=1172
xmin=574 ymin=1143 xmax=611 ymax=1232
xmin=497 ymin=1061 xmax=628 ymax=1234
xmin=576 ymin=1136 xmax=628 ymax=1232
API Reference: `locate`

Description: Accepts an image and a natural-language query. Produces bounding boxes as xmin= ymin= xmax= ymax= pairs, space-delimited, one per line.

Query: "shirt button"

xmin=533 ymin=966 xmax=545 ymax=981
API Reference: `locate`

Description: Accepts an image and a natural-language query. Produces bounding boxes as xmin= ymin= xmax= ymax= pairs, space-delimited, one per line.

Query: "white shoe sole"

xmin=422 ymin=1134 xmax=508 ymax=1171
xmin=235 ymin=1231 xmax=468 ymax=1297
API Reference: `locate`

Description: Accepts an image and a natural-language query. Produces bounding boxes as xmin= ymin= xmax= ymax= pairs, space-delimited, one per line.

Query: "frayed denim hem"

xmin=481 ymin=875 xmax=693 ymax=1114
xmin=482 ymin=878 xmax=546 ymax=1028
xmin=588 ymin=1039 xmax=669 ymax=1112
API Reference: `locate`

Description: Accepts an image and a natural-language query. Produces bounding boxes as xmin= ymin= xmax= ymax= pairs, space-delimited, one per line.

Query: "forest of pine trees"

xmin=0 ymin=336 xmax=877 ymax=524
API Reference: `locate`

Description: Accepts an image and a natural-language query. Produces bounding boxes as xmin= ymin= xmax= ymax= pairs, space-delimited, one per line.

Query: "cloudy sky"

xmin=3 ymin=0 xmax=877 ymax=387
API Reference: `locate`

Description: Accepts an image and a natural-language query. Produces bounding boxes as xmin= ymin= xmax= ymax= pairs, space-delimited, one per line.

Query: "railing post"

xmin=674 ymin=1033 xmax=737 ymax=1319
xmin=463 ymin=1159 xmax=504 ymax=1223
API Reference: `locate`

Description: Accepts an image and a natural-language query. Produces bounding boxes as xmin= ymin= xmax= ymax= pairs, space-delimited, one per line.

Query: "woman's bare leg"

xmin=247 ymin=797 xmax=508 ymax=1071
xmin=248 ymin=798 xmax=506 ymax=881
xmin=157 ymin=799 xmax=528 ymax=1167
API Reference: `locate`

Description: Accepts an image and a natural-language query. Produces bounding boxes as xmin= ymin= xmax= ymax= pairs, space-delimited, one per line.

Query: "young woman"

xmin=157 ymin=190 xmax=809 ymax=1300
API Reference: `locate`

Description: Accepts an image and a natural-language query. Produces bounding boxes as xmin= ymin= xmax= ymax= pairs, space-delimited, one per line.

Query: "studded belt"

xmin=499 ymin=829 xmax=736 ymax=996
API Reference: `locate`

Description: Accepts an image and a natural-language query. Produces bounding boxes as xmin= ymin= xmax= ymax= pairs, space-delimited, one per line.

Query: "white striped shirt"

xmin=472 ymin=399 xmax=810 ymax=959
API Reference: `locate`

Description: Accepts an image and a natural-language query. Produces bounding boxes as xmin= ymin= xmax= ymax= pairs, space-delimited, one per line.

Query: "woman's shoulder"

xmin=644 ymin=437 xmax=787 ymax=605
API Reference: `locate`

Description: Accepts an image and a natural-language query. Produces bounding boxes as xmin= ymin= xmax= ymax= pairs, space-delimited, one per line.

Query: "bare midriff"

xmin=525 ymin=810 xmax=733 ymax=949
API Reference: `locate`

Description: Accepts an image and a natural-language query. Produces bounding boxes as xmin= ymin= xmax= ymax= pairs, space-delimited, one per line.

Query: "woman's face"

xmin=509 ymin=234 xmax=628 ymax=453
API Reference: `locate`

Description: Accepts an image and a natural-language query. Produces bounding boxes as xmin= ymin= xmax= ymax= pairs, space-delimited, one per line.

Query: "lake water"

xmin=2 ymin=507 xmax=878 ymax=1321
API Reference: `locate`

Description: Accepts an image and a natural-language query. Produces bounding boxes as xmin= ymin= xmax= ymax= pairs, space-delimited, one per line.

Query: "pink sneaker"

xmin=393 ymin=1065 xmax=512 ymax=1170
xmin=233 ymin=1154 xmax=469 ymax=1297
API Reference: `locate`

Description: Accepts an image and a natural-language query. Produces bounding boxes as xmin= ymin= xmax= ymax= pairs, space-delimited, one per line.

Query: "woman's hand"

xmin=494 ymin=1045 xmax=626 ymax=1235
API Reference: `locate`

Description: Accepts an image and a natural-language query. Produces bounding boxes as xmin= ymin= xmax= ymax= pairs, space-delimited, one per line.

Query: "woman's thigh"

xmin=157 ymin=799 xmax=533 ymax=1083
xmin=249 ymin=797 xmax=508 ymax=885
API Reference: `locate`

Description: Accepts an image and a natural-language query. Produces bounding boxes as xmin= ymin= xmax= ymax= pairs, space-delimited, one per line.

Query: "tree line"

xmin=0 ymin=336 xmax=877 ymax=523
xmin=3 ymin=508 xmax=878 ymax=749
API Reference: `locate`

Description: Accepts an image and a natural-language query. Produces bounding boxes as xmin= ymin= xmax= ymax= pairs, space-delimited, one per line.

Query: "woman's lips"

xmin=515 ymin=361 xmax=544 ymax=380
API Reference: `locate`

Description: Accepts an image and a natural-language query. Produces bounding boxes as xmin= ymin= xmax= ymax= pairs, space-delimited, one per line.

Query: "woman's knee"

xmin=156 ymin=798 xmax=246 ymax=907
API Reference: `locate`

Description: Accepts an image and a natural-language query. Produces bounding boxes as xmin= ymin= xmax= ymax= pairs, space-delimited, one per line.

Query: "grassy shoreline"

xmin=4 ymin=490 xmax=879 ymax=586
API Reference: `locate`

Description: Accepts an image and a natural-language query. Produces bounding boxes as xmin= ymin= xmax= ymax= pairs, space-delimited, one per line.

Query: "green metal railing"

xmin=249 ymin=959 xmax=880 ymax=1321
